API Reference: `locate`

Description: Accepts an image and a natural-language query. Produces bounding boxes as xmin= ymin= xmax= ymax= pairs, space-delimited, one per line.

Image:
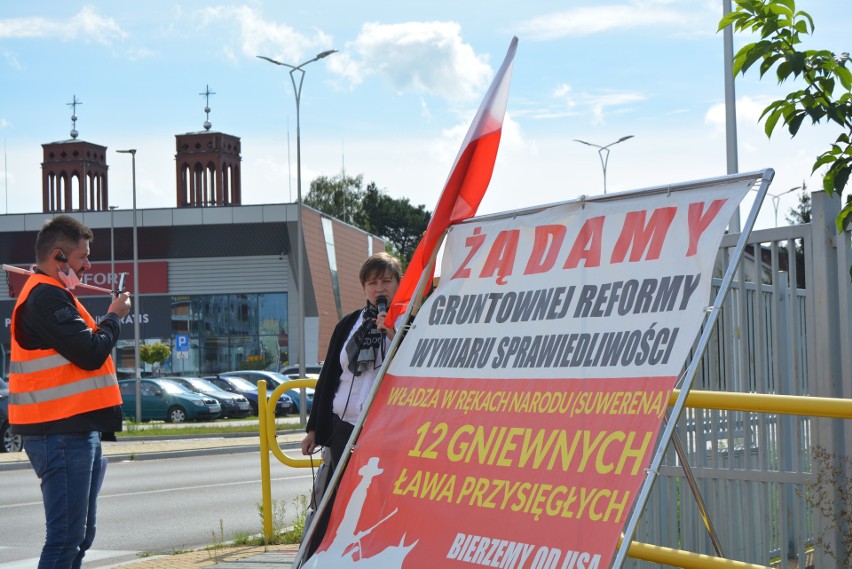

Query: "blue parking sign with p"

xmin=176 ymin=334 xmax=189 ymax=352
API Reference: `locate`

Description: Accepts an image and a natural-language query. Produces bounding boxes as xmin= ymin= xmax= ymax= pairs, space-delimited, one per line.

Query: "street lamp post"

xmin=258 ymin=50 xmax=337 ymax=420
xmin=722 ymin=0 xmax=741 ymax=234
xmin=116 ymin=149 xmax=141 ymax=423
xmin=109 ymin=205 xmax=118 ymax=362
xmin=770 ymin=184 xmax=804 ymax=227
xmin=109 ymin=205 xmax=118 ymax=284
xmin=573 ymin=135 xmax=634 ymax=195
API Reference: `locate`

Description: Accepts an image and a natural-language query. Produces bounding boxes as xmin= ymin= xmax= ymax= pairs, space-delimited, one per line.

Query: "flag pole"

xmin=292 ymin=233 xmax=444 ymax=567
xmin=385 ymin=35 xmax=517 ymax=328
xmin=295 ymin=36 xmax=518 ymax=566
xmin=2 ymin=264 xmax=115 ymax=295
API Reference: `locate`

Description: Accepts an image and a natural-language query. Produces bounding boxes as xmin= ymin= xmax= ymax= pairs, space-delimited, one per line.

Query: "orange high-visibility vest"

xmin=9 ymin=273 xmax=121 ymax=425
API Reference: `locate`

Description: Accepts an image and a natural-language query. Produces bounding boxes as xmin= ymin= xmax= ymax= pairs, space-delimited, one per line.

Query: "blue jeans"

xmin=23 ymin=432 xmax=104 ymax=569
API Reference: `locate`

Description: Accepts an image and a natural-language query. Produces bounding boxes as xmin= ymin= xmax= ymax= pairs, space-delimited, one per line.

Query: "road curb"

xmin=0 ymin=436 xmax=303 ymax=472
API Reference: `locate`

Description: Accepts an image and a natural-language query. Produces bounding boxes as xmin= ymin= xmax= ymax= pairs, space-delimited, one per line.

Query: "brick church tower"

xmin=175 ymin=86 xmax=242 ymax=207
xmin=41 ymin=95 xmax=109 ymax=213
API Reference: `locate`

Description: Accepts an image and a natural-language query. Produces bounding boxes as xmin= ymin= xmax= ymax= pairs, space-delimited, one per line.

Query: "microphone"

xmin=376 ymin=295 xmax=388 ymax=314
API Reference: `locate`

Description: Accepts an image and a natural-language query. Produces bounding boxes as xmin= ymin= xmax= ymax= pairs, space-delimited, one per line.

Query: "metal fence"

xmin=625 ymin=191 xmax=852 ymax=568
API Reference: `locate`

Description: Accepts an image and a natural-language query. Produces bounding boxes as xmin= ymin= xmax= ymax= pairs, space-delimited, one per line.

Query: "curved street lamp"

xmin=257 ymin=49 xmax=337 ymax=419
xmin=574 ymin=135 xmax=634 ymax=195
xmin=769 ymin=183 xmax=804 ymax=227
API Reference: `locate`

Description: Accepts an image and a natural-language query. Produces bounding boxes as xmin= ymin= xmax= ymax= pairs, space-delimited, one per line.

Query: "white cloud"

xmin=73 ymin=6 xmax=126 ymax=43
xmin=420 ymin=98 xmax=432 ymax=120
xmin=221 ymin=46 xmax=238 ymax=64
xmin=704 ymin=95 xmax=772 ymax=133
xmin=518 ymin=1 xmax=709 ymax=40
xmin=553 ymin=83 xmax=573 ymax=99
xmin=197 ymin=6 xmax=332 ymax=63
xmin=332 ymin=21 xmax=493 ymax=102
xmin=0 ymin=6 xmax=126 ymax=45
xmin=542 ymin=86 xmax=645 ymax=124
xmin=1 ymin=48 xmax=21 ymax=69
xmin=326 ymin=51 xmax=363 ymax=88
xmin=497 ymin=113 xmax=528 ymax=154
xmin=125 ymin=46 xmax=157 ymax=60
xmin=427 ymin=110 xmax=528 ymax=176
xmin=588 ymin=92 xmax=646 ymax=124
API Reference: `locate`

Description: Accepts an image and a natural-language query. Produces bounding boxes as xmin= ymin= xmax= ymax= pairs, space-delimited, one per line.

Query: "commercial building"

xmin=0 ymin=115 xmax=384 ymax=379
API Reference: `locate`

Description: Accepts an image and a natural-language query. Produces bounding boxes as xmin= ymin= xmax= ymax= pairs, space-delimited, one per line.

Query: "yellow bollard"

xmin=258 ymin=378 xmax=322 ymax=541
xmin=266 ymin=379 xmax=321 ymax=468
xmin=258 ymin=380 xmax=274 ymax=542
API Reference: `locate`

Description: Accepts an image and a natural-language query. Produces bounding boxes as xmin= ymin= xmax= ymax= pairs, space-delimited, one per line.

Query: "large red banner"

xmin=306 ymin=180 xmax=751 ymax=568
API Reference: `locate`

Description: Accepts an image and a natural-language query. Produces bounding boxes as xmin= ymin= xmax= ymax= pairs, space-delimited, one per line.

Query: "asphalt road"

xmin=0 ymin=451 xmax=313 ymax=568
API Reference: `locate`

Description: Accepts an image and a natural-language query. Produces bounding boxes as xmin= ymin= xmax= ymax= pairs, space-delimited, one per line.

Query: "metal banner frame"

xmin=293 ymin=168 xmax=775 ymax=568
xmin=611 ymin=168 xmax=773 ymax=567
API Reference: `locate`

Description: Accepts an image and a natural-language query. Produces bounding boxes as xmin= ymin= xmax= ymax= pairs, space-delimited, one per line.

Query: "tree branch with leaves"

xmin=719 ymin=0 xmax=851 ymax=231
xmin=139 ymin=343 xmax=171 ymax=376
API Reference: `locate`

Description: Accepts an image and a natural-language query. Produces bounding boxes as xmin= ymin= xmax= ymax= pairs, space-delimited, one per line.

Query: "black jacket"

xmin=11 ymin=280 xmax=124 ymax=436
xmin=306 ymin=309 xmax=362 ymax=446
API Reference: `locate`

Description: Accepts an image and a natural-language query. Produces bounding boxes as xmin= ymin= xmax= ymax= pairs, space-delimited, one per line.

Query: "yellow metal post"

xmin=257 ymin=378 xmax=321 ymax=543
xmin=257 ymin=380 xmax=273 ymax=542
xmin=266 ymin=379 xmax=321 ymax=467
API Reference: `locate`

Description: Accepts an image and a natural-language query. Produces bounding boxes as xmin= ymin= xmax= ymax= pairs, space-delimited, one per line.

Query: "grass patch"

xmin=284 ymin=495 xmax=309 ymax=544
xmin=231 ymin=532 xmax=253 ymax=546
xmin=200 ymin=496 xmax=309 ymax=554
xmin=116 ymin=418 xmax=302 ymax=438
xmin=170 ymin=547 xmax=192 ymax=555
xmin=264 ymin=495 xmax=309 ymax=545
xmin=207 ymin=519 xmax=228 ymax=559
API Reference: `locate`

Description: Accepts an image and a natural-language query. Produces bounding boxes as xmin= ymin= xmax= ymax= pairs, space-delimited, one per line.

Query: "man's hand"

xmin=108 ymin=292 xmax=132 ymax=318
xmin=301 ymin=431 xmax=317 ymax=455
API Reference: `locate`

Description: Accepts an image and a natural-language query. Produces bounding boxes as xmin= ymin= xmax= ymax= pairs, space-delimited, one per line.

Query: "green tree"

xmin=139 ymin=343 xmax=171 ymax=376
xmin=304 ymin=174 xmax=432 ymax=268
xmin=362 ymin=182 xmax=431 ymax=267
xmin=303 ymin=173 xmax=366 ymax=226
xmin=719 ymin=0 xmax=852 ymax=231
xmin=786 ymin=186 xmax=812 ymax=225
xmin=786 ymin=186 xmax=811 ymax=288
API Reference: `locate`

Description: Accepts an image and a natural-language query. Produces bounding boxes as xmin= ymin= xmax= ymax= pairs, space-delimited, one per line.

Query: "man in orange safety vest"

xmin=9 ymin=214 xmax=131 ymax=569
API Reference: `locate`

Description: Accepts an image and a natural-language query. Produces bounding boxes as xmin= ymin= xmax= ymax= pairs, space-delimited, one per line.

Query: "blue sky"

xmin=0 ymin=1 xmax=847 ymax=229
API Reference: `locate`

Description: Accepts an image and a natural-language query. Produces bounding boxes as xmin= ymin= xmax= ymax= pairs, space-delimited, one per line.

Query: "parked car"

xmin=279 ymin=366 xmax=320 ymax=414
xmin=0 ymin=379 xmax=23 ymax=453
xmin=118 ymin=378 xmax=221 ymax=423
xmin=221 ymin=370 xmax=313 ymax=414
xmin=279 ymin=366 xmax=321 ymax=414
xmin=159 ymin=377 xmax=252 ymax=419
xmin=202 ymin=375 xmax=293 ymax=416
xmin=280 ymin=364 xmax=323 ymax=379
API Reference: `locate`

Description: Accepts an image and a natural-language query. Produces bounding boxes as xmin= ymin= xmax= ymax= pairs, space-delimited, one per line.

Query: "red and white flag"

xmin=387 ymin=36 xmax=518 ymax=326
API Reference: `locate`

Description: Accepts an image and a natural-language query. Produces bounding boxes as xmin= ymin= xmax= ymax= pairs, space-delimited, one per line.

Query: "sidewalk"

xmin=3 ymin=428 xmax=307 ymax=568
xmin=0 ymin=428 xmax=304 ymax=471
xmin=105 ymin=543 xmax=300 ymax=568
